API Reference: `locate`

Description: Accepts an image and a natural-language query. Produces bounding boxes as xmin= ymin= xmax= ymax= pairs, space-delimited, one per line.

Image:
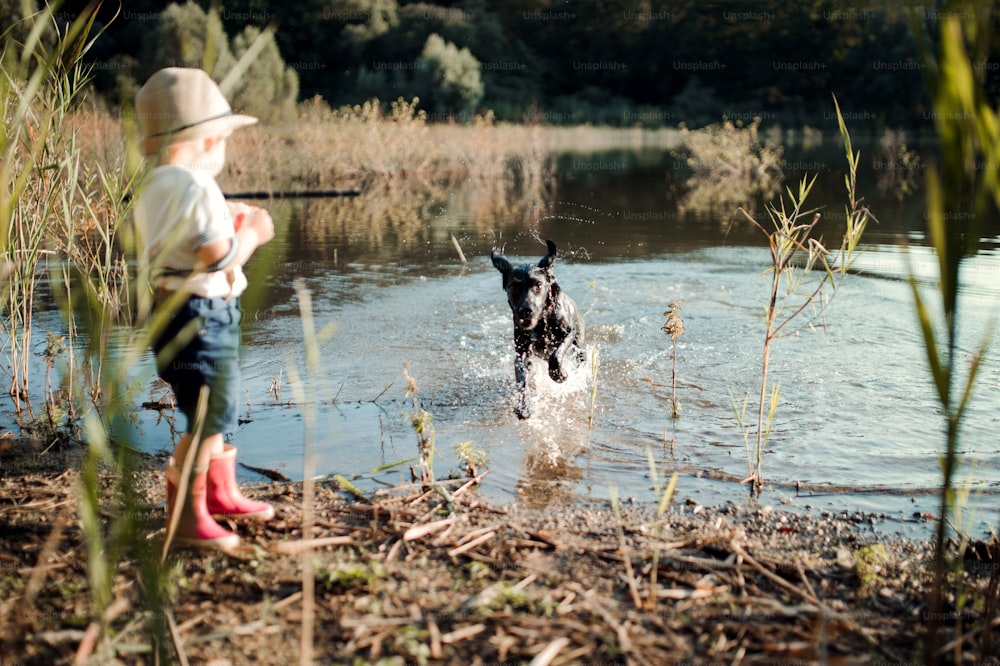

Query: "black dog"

xmin=491 ymin=240 xmax=585 ymax=419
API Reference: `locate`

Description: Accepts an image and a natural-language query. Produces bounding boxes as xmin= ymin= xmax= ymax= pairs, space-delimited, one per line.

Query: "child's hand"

xmin=227 ymin=202 xmax=253 ymax=231
xmin=236 ymin=205 xmax=274 ymax=246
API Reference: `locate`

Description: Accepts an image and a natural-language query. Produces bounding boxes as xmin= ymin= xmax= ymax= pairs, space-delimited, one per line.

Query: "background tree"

xmin=245 ymin=0 xmax=400 ymax=107
xmin=57 ymin=0 xmax=1000 ymax=128
xmin=414 ymin=33 xmax=483 ymax=117
xmin=137 ymin=2 xmax=298 ymax=122
xmin=140 ymin=1 xmax=236 ymax=80
xmin=230 ymin=26 xmax=299 ymax=122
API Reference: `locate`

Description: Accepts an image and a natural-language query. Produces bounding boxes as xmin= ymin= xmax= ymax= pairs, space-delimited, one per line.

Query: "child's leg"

xmin=172 ymin=432 xmax=226 ymax=472
xmin=156 ymin=297 xmax=246 ymax=549
xmin=205 ymin=444 xmax=275 ymax=521
xmin=165 ymin=432 xmax=239 ymax=552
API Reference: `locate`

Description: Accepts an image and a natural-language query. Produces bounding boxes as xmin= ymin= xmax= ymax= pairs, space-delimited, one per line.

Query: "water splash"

xmin=552 ymin=201 xmax=620 ymax=219
xmin=537 ymin=214 xmax=592 ymax=227
xmin=519 ymin=346 xmax=594 ymax=447
xmin=537 ymin=201 xmax=620 ymax=224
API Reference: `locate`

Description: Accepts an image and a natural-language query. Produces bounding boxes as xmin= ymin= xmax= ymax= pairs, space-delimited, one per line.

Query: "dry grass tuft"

xmin=675 ymin=118 xmax=784 ymax=216
xmin=70 ymin=97 xmax=681 ymax=200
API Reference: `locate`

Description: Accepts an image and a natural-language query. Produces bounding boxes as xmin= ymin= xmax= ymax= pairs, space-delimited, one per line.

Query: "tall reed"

xmin=735 ymin=97 xmax=871 ymax=496
xmin=645 ymin=450 xmax=678 ymax=609
xmin=403 ymin=363 xmax=437 ymax=484
xmin=906 ymin=6 xmax=998 ymax=661
xmin=283 ymin=281 xmax=338 ymax=664
xmin=661 ymin=299 xmax=684 ymax=419
xmin=2 ymin=9 xmax=86 ymax=415
xmin=0 ymin=4 xmax=182 ymax=661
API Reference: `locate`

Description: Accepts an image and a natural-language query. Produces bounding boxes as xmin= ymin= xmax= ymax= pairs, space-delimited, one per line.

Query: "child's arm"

xmin=195 ymin=205 xmax=274 ymax=270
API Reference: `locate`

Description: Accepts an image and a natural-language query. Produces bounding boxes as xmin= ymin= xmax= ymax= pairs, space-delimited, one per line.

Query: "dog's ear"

xmin=491 ymin=250 xmax=512 ymax=274
xmin=491 ymin=250 xmax=513 ymax=289
xmin=537 ymin=240 xmax=557 ymax=269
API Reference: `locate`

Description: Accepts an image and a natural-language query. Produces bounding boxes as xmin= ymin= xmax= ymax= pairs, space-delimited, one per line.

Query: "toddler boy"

xmin=134 ymin=67 xmax=275 ymax=551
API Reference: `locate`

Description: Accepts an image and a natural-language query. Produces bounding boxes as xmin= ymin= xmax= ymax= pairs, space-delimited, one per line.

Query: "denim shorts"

xmin=152 ymin=296 xmax=242 ymax=436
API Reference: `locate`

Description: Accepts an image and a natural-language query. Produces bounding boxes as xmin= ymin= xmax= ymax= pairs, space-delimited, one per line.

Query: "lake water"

xmin=25 ymin=139 xmax=1000 ymax=540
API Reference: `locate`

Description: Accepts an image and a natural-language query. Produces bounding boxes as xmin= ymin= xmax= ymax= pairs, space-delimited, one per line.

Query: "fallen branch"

xmin=403 ymin=517 xmax=454 ymax=542
xmin=239 ymin=463 xmax=291 ymax=482
xmin=272 ymin=536 xmax=354 ymax=555
xmin=165 ymin=606 xmax=190 ymax=666
xmin=224 ymin=188 xmax=361 ymax=199
xmin=448 ymin=530 xmax=496 ymax=558
xmin=440 ymin=623 xmax=486 ymax=644
xmin=530 ymin=636 xmax=570 ymax=666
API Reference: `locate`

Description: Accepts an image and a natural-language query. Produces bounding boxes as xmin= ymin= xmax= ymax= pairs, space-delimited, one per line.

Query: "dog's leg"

xmin=548 ymin=361 xmax=566 ymax=382
xmin=514 ymin=350 xmax=531 ymax=419
xmin=548 ymin=305 xmax=581 ymax=383
xmin=572 ymin=326 xmax=587 ymax=365
xmin=512 ymin=330 xmax=534 ymax=418
xmin=548 ymin=343 xmax=571 ymax=383
xmin=549 ymin=322 xmax=589 ymax=381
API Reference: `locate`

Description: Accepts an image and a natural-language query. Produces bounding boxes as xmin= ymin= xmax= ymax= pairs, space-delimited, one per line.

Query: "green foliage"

xmin=60 ymin=0 xmax=976 ymax=126
xmin=140 ymin=2 xmax=298 ymax=122
xmin=665 ymin=78 xmax=724 ymax=129
xmin=454 ymin=440 xmax=488 ymax=475
xmin=396 ymin=1 xmax=538 ymax=115
xmin=905 ymin=3 xmax=998 ymax=660
xmin=0 ymin=0 xmax=42 ymax=72
xmin=853 ymin=544 xmax=890 ymax=593
xmin=416 ymin=33 xmax=483 ymax=117
xmin=403 ymin=364 xmax=438 ymax=484
xmin=73 ymin=0 xmax=992 ymax=126
xmin=340 ymin=0 xmax=399 ymax=42
xmin=142 ymin=1 xmax=235 ymax=78
xmin=229 ymin=25 xmax=299 ymax=122
xmin=319 ymin=559 xmax=388 ymax=592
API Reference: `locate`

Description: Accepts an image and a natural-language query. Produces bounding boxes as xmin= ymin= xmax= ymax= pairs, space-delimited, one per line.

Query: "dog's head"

xmin=491 ymin=240 xmax=560 ymax=330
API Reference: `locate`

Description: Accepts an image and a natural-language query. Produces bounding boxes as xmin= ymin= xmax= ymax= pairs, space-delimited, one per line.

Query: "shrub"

xmin=675 ymin=117 xmax=784 ymax=214
xmin=875 ymin=128 xmax=920 ymax=199
xmin=140 ymin=2 xmax=298 ymax=123
xmin=416 ymin=33 xmax=483 ymax=118
xmin=230 ymin=26 xmax=299 ymax=123
xmin=141 ymin=1 xmax=236 ymax=78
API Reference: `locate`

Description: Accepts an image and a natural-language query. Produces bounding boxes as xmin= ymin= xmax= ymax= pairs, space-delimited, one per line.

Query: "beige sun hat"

xmin=135 ymin=67 xmax=257 ymax=157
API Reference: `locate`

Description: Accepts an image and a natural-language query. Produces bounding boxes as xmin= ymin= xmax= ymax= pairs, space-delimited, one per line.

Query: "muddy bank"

xmin=1 ymin=439 xmax=998 ymax=665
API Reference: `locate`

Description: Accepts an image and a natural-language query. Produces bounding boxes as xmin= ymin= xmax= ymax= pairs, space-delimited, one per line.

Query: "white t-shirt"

xmin=133 ymin=165 xmax=247 ymax=299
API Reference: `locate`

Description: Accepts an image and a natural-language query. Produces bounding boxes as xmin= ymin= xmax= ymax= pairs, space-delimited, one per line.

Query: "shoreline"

xmin=3 ymin=436 xmax=995 ymax=664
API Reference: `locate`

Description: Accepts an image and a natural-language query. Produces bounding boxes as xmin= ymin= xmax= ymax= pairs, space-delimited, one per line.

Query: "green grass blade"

xmin=369 ymin=457 xmax=417 ymax=474
xmin=334 ymin=474 xmax=367 ymax=501
xmin=657 ymin=472 xmax=678 ymax=517
xmin=909 ymin=277 xmax=948 ymax=407
xmin=955 ymin=329 xmax=994 ymax=423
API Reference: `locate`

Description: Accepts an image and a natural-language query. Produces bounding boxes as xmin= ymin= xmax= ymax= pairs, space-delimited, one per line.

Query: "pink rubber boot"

xmin=205 ymin=445 xmax=275 ymax=521
xmin=166 ymin=458 xmax=240 ymax=552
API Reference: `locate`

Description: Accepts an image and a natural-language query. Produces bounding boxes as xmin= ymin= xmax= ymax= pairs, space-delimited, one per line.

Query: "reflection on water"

xmin=130 ymin=141 xmax=1000 ymax=539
